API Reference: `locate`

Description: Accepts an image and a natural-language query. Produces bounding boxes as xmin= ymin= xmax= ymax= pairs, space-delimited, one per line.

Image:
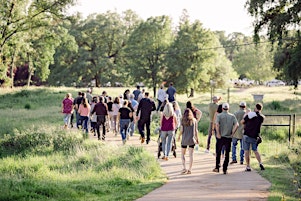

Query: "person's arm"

xmin=177 ymin=125 xmax=183 ymax=141
xmin=196 ymin=109 xmax=202 ymax=121
xmin=232 ymin=122 xmax=239 ymax=137
xmin=215 ymin=123 xmax=221 ymax=139
xmin=194 ymin=120 xmax=199 ymax=144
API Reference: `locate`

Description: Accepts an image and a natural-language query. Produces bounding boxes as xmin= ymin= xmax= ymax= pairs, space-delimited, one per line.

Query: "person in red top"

xmin=62 ymin=93 xmax=73 ymax=129
xmin=160 ymin=102 xmax=178 ymax=161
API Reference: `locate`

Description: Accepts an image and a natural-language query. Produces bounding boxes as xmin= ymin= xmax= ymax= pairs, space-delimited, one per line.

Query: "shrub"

xmin=24 ymin=103 xmax=31 ymax=109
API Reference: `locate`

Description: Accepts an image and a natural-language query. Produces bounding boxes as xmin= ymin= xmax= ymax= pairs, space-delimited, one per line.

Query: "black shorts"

xmin=181 ymin=144 xmax=195 ymax=149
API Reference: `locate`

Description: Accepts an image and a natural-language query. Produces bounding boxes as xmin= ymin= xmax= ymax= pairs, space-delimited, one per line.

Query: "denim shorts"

xmin=242 ymin=135 xmax=257 ymax=151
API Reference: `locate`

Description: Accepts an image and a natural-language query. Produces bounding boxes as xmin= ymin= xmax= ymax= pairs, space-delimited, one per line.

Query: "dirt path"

xmin=89 ymin=131 xmax=271 ymax=201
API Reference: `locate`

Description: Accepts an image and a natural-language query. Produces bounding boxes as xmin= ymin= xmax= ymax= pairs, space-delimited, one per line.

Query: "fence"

xmin=262 ymin=114 xmax=296 ymax=146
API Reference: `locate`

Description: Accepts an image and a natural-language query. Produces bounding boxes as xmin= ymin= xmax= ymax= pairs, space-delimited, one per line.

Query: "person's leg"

xmin=145 ymin=120 xmax=151 ymax=144
xmin=188 ymin=146 xmax=194 ymax=173
xmin=102 ymin=121 xmax=106 ymax=140
xmin=206 ymin=122 xmax=213 ymax=151
xmin=165 ymin=131 xmax=174 ymax=158
xmin=242 ymin=135 xmax=252 ymax=170
xmin=138 ymin=120 xmax=145 ymax=140
xmin=161 ymin=131 xmax=167 ymax=158
xmin=231 ymin=138 xmax=238 ymax=162
xmin=157 ymin=100 xmax=162 ymax=111
xmin=214 ymin=138 xmax=222 ymax=170
xmin=223 ymin=138 xmax=232 ymax=173
xmin=83 ymin=116 xmax=88 ymax=133
xmin=119 ymin=119 xmax=126 ymax=140
xmin=181 ymin=146 xmax=187 ymax=172
xmin=130 ymin=121 xmax=135 ymax=136
xmin=96 ymin=122 xmax=101 ymax=140
xmin=70 ymin=113 xmax=74 ymax=128
xmin=239 ymin=139 xmax=244 ymax=164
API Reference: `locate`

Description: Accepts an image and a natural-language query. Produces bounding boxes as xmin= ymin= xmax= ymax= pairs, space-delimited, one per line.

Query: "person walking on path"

xmin=206 ymin=95 xmax=221 ymax=153
xmin=230 ymin=101 xmax=247 ymax=165
xmin=61 ymin=93 xmax=73 ymax=129
xmin=166 ymin=82 xmax=176 ymax=102
xmin=118 ymin=100 xmax=133 ymax=145
xmin=213 ymin=103 xmax=238 ymax=174
xmin=160 ymin=102 xmax=177 ymax=161
xmin=112 ymin=97 xmax=121 ymax=136
xmin=73 ymin=92 xmax=84 ymax=129
xmin=177 ymin=108 xmax=199 ymax=174
xmin=78 ymin=97 xmax=91 ymax=135
xmin=133 ymin=85 xmax=141 ymax=101
xmin=91 ymin=96 xmax=108 ymax=141
xmin=129 ymin=94 xmax=138 ymax=136
xmin=157 ymin=84 xmax=166 ymax=111
xmin=186 ymin=101 xmax=202 ymax=122
xmin=136 ymin=92 xmax=156 ymax=144
xmin=241 ymin=103 xmax=265 ymax=172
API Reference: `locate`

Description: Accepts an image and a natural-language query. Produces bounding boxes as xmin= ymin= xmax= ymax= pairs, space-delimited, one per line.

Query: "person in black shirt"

xmin=118 ymin=100 xmax=132 ymax=144
xmin=91 ymin=96 xmax=108 ymax=141
xmin=136 ymin=92 xmax=156 ymax=144
xmin=241 ymin=103 xmax=265 ymax=172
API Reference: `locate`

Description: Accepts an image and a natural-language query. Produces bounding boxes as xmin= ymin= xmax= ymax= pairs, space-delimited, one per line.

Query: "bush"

xmin=0 ymin=128 xmax=84 ymax=157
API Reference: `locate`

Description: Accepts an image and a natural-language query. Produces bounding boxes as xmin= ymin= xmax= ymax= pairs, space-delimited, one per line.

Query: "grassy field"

xmin=0 ymin=85 xmax=301 ymax=200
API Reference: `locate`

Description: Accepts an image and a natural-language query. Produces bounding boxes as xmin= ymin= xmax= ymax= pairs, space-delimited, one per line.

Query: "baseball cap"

xmin=212 ymin=96 xmax=220 ymax=101
xmin=222 ymin=103 xmax=229 ymax=109
xmin=239 ymin=102 xmax=246 ymax=107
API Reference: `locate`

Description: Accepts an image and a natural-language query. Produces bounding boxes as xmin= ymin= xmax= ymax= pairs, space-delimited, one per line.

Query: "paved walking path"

xmin=92 ymin=132 xmax=271 ymax=201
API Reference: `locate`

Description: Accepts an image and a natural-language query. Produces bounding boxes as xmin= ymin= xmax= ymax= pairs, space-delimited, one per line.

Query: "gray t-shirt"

xmin=216 ymin=111 xmax=238 ymax=138
xmin=181 ymin=118 xmax=198 ymax=146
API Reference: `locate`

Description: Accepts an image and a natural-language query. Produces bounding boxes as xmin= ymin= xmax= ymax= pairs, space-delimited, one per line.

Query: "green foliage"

xmin=0 ymin=141 xmax=164 ymax=201
xmin=266 ymin=101 xmax=283 ymax=111
xmin=0 ymin=127 xmax=83 ymax=157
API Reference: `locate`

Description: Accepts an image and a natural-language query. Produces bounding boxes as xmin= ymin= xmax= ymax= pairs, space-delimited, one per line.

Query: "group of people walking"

xmin=61 ymin=84 xmax=265 ymax=174
xmin=207 ymin=96 xmax=265 ymax=174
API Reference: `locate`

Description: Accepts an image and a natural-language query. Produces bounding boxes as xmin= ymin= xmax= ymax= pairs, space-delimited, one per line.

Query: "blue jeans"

xmin=232 ymin=138 xmax=244 ymax=162
xmin=63 ymin=113 xmax=72 ymax=126
xmin=161 ymin=130 xmax=175 ymax=157
xmin=129 ymin=121 xmax=135 ymax=136
xmin=80 ymin=116 xmax=89 ymax=133
xmin=120 ymin=119 xmax=131 ymax=140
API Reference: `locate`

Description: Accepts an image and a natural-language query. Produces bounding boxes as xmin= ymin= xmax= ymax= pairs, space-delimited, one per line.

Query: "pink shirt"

xmin=78 ymin=104 xmax=91 ymax=117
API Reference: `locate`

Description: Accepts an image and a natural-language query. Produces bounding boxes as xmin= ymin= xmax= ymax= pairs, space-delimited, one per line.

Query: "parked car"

xmin=266 ymin=79 xmax=286 ymax=87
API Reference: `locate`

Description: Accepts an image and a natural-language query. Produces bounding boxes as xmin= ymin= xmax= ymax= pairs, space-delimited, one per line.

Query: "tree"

xmin=123 ymin=16 xmax=173 ymax=97
xmin=246 ymin=0 xmax=301 ymax=85
xmin=165 ymin=12 xmax=235 ymax=94
xmin=246 ymin=0 xmax=301 ymax=43
xmin=0 ymin=0 xmax=76 ymax=86
xmin=231 ymin=36 xmax=276 ymax=82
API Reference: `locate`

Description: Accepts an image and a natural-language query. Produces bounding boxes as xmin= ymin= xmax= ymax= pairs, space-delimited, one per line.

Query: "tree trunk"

xmin=189 ymin=88 xmax=194 ymax=97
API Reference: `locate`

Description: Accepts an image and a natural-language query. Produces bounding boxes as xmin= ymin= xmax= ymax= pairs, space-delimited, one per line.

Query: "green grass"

xmin=1 ymin=86 xmax=301 ymax=200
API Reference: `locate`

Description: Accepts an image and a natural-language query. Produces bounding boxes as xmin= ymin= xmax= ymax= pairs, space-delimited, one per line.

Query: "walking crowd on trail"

xmin=61 ymin=82 xmax=265 ymax=174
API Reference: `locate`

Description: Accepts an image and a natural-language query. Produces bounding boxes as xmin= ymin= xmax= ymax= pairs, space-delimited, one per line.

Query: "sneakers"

xmin=230 ymin=160 xmax=237 ymax=164
xmin=223 ymin=170 xmax=228 ymax=174
xmin=245 ymin=167 xmax=251 ymax=172
xmin=212 ymin=168 xmax=219 ymax=173
xmin=205 ymin=149 xmax=210 ymax=153
xmin=240 ymin=161 xmax=244 ymax=165
xmin=140 ymin=137 xmax=145 ymax=144
xmin=259 ymin=164 xmax=265 ymax=170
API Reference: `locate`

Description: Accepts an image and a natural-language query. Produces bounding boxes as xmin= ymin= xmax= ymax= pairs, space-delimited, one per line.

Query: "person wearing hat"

xmin=213 ymin=103 xmax=238 ymax=174
xmin=206 ymin=95 xmax=221 ymax=153
xmin=230 ymin=102 xmax=247 ymax=165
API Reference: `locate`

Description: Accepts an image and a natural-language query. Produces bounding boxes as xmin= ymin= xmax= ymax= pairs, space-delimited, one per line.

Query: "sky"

xmin=69 ymin=0 xmax=254 ymax=36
